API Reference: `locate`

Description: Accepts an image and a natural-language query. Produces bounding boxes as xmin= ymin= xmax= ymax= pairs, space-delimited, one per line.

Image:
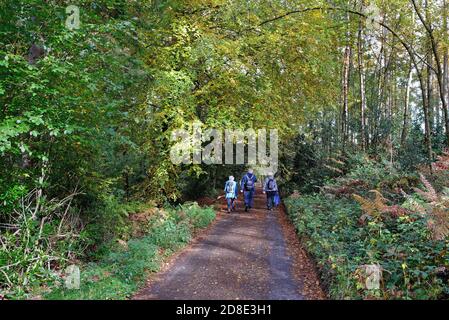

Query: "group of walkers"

xmin=223 ymin=169 xmax=279 ymax=214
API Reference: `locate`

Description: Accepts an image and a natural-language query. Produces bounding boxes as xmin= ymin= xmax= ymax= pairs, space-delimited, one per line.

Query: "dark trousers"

xmin=266 ymin=191 xmax=276 ymax=209
xmin=243 ymin=190 xmax=255 ymax=208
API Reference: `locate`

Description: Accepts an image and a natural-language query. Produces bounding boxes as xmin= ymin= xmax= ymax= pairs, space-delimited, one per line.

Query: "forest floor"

xmin=133 ymin=186 xmax=326 ymax=300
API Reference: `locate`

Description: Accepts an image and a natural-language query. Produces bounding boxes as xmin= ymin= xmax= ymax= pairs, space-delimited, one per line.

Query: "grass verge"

xmin=41 ymin=203 xmax=215 ymax=300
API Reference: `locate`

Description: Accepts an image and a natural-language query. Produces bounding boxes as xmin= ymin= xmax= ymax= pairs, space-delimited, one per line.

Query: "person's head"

xmin=229 ymin=176 xmax=234 ymax=181
xmin=267 ymin=172 xmax=274 ymax=178
xmin=247 ymin=168 xmax=254 ymax=174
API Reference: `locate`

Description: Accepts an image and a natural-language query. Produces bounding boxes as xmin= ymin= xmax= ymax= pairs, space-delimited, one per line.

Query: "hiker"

xmin=240 ymin=169 xmax=257 ymax=212
xmin=263 ymin=172 xmax=278 ymax=211
xmin=224 ymin=176 xmax=238 ymax=213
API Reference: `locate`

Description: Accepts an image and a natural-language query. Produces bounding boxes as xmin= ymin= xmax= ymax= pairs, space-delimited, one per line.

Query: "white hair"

xmin=267 ymin=172 xmax=274 ymax=177
xmin=229 ymin=176 xmax=234 ymax=181
xmin=248 ymin=168 xmax=254 ymax=174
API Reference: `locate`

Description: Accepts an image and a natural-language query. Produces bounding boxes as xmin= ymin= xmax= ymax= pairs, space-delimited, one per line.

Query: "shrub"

xmin=42 ymin=203 xmax=215 ymax=300
xmin=106 ymin=239 xmax=161 ymax=283
xmin=147 ymin=218 xmax=191 ymax=250
xmin=182 ymin=202 xmax=216 ymax=229
xmin=0 ymin=189 xmax=83 ymax=298
xmin=285 ymin=157 xmax=449 ymax=300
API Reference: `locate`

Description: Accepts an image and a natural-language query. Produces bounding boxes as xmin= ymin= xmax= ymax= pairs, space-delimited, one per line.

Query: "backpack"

xmin=226 ymin=181 xmax=235 ymax=194
xmin=274 ymin=193 xmax=280 ymax=206
xmin=244 ymin=175 xmax=255 ymax=191
xmin=267 ymin=178 xmax=275 ymax=191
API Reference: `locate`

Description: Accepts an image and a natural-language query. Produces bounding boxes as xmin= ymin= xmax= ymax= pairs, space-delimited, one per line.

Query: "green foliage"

xmin=84 ymin=196 xmax=153 ymax=246
xmin=0 ymin=183 xmax=27 ymax=216
xmin=106 ymin=240 xmax=161 ymax=283
xmin=44 ymin=263 xmax=138 ymax=300
xmin=285 ymin=157 xmax=449 ymax=300
xmin=183 ymin=203 xmax=216 ymax=229
xmin=41 ymin=203 xmax=215 ymax=300
xmin=280 ymin=134 xmax=346 ymax=195
xmin=0 ymin=190 xmax=84 ymax=298
xmin=0 ymin=1 xmax=157 ymax=298
xmin=44 ymin=238 xmax=161 ymax=300
xmin=397 ymin=124 xmax=429 ymax=170
xmin=146 ymin=203 xmax=215 ymax=249
xmin=147 ymin=218 xmax=191 ymax=250
xmin=3 ymin=0 xmax=449 ymax=301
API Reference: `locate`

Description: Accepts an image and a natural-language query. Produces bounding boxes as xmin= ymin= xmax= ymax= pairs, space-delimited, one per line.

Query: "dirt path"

xmin=133 ymin=186 xmax=325 ymax=300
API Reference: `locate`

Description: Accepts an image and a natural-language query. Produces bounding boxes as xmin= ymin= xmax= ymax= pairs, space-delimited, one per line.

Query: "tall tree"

xmin=357 ymin=18 xmax=367 ymax=151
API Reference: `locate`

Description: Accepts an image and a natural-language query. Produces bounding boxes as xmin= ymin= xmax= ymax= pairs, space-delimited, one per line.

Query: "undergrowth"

xmin=285 ymin=152 xmax=449 ymax=300
xmin=42 ymin=203 xmax=215 ymax=300
xmin=1 ymin=201 xmax=215 ymax=300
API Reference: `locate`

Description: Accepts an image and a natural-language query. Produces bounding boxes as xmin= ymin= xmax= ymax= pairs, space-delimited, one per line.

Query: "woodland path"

xmin=133 ymin=185 xmax=325 ymax=300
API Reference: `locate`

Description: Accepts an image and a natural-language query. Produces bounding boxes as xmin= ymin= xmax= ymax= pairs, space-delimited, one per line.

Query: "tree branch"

xmin=256 ymin=6 xmax=437 ymax=73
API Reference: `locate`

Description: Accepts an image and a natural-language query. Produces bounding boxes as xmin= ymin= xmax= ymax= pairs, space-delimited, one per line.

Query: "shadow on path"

xmin=133 ymin=187 xmax=323 ymax=300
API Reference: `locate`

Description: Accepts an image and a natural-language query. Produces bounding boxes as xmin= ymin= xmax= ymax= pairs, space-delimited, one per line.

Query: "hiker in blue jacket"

xmin=240 ymin=169 xmax=257 ymax=212
xmin=263 ymin=172 xmax=278 ymax=211
xmin=224 ymin=176 xmax=238 ymax=213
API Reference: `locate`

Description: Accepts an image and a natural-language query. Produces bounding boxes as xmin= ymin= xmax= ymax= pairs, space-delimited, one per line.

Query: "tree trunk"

xmin=427 ymin=34 xmax=434 ymax=135
xmin=444 ymin=0 xmax=449 ymax=134
xmin=418 ymin=64 xmax=434 ymax=163
xmin=357 ymin=20 xmax=367 ymax=151
xmin=412 ymin=0 xmax=449 ymax=147
xmin=373 ymin=31 xmax=385 ymax=150
xmin=341 ymin=38 xmax=352 ymax=150
xmin=401 ymin=62 xmax=413 ymax=146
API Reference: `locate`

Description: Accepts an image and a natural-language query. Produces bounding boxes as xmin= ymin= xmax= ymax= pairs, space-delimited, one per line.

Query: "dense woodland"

xmin=1 ymin=0 xmax=449 ymax=299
